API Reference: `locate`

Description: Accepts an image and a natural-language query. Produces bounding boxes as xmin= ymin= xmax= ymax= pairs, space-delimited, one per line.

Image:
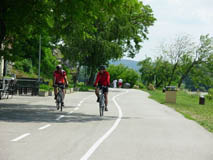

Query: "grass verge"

xmin=144 ymin=89 xmax=213 ymax=132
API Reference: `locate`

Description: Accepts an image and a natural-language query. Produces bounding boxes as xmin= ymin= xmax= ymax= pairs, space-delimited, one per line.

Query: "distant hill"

xmin=110 ymin=59 xmax=140 ymax=71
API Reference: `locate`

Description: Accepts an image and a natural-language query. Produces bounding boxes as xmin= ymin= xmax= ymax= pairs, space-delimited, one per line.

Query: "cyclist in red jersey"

xmin=53 ymin=65 xmax=68 ymax=106
xmin=94 ymin=65 xmax=110 ymax=111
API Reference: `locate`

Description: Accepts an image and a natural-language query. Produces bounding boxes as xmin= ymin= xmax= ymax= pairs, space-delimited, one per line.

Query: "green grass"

xmin=144 ymin=89 xmax=213 ymax=132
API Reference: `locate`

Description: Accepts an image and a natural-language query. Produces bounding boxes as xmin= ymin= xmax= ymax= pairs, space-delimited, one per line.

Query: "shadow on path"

xmin=0 ymin=103 xmax=132 ymax=123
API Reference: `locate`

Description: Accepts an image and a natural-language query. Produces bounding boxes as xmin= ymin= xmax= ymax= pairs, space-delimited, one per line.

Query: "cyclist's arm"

xmin=107 ymin=72 xmax=110 ymax=86
xmin=64 ymin=75 xmax=68 ymax=85
xmin=94 ymin=73 xmax=100 ymax=87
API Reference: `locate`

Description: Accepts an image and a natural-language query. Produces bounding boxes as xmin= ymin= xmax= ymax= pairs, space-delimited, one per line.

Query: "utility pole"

xmin=38 ymin=35 xmax=41 ymax=82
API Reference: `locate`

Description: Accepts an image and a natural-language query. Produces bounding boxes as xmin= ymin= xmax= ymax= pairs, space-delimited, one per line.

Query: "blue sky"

xmin=128 ymin=0 xmax=213 ymax=61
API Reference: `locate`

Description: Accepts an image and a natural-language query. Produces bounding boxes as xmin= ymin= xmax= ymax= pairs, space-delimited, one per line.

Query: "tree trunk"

xmin=168 ymin=62 xmax=178 ymax=86
xmin=178 ymin=61 xmax=197 ymax=88
xmin=73 ymin=65 xmax=81 ymax=88
xmin=0 ymin=18 xmax=6 ymax=49
xmin=88 ymin=66 xmax=96 ymax=85
xmin=155 ymin=80 xmax=163 ymax=88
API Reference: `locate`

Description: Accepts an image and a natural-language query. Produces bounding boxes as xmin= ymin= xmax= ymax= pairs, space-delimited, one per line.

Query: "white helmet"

xmin=56 ymin=64 xmax=62 ymax=70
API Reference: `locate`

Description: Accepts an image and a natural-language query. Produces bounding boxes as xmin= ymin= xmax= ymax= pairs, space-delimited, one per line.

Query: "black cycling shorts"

xmin=98 ymin=85 xmax=108 ymax=93
xmin=54 ymin=83 xmax=65 ymax=89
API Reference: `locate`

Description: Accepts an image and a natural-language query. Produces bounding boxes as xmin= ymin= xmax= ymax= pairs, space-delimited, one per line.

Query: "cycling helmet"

xmin=99 ymin=65 xmax=105 ymax=71
xmin=56 ymin=64 xmax=62 ymax=70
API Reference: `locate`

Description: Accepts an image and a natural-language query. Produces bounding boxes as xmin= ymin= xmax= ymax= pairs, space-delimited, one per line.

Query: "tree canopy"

xmin=138 ymin=34 xmax=213 ymax=91
xmin=0 ymin=0 xmax=156 ymax=81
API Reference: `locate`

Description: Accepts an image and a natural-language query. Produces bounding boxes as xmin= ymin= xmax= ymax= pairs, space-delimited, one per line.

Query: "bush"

xmin=206 ymin=88 xmax=213 ymax=100
xmin=135 ymin=81 xmax=145 ymax=89
xmin=39 ymin=84 xmax=52 ymax=91
xmin=148 ymin=83 xmax=155 ymax=90
xmin=107 ymin=64 xmax=140 ymax=87
xmin=79 ymin=86 xmax=89 ymax=91
xmin=133 ymin=85 xmax=139 ymax=89
xmin=14 ymin=59 xmax=33 ymax=73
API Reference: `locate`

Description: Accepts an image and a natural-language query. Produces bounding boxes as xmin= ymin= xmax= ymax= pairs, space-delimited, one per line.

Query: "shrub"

xmin=135 ymin=81 xmax=145 ymax=89
xmin=206 ymin=88 xmax=213 ymax=100
xmin=208 ymin=88 xmax=213 ymax=95
xmin=39 ymin=84 xmax=52 ymax=91
xmin=133 ymin=85 xmax=139 ymax=89
xmin=14 ymin=59 xmax=33 ymax=73
xmin=148 ymin=83 xmax=155 ymax=90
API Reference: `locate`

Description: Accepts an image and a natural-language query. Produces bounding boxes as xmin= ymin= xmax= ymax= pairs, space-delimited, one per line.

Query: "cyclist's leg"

xmin=104 ymin=92 xmax=108 ymax=106
xmin=95 ymin=87 xmax=100 ymax=102
xmin=62 ymin=88 xmax=65 ymax=100
xmin=61 ymin=85 xmax=65 ymax=106
xmin=54 ymin=86 xmax=57 ymax=99
xmin=104 ymin=87 xmax=109 ymax=111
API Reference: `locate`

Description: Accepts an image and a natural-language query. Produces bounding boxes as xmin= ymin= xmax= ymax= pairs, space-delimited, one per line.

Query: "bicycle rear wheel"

xmin=99 ymin=95 xmax=105 ymax=116
xmin=60 ymin=102 xmax=63 ymax=112
xmin=56 ymin=94 xmax=61 ymax=111
xmin=56 ymin=102 xmax=59 ymax=110
xmin=58 ymin=94 xmax=63 ymax=112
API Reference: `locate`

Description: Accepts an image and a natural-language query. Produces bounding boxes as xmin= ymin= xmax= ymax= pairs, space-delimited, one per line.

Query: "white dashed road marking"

xmin=38 ymin=124 xmax=51 ymax=130
xmin=11 ymin=133 xmax=31 ymax=142
xmin=10 ymin=95 xmax=93 ymax=142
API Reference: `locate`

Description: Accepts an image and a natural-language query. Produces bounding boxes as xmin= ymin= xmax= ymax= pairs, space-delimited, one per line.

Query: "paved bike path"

xmin=0 ymin=89 xmax=213 ymax=160
xmin=90 ymin=89 xmax=213 ymax=160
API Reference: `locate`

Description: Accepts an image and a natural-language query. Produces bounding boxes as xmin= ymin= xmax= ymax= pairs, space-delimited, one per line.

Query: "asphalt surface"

xmin=0 ymin=89 xmax=213 ymax=160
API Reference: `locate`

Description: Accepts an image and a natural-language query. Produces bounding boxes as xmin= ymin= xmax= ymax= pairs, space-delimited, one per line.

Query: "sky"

xmin=127 ymin=0 xmax=213 ymax=61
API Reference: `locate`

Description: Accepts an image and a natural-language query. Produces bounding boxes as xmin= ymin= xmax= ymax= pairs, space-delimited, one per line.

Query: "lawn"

xmin=145 ymin=89 xmax=213 ymax=132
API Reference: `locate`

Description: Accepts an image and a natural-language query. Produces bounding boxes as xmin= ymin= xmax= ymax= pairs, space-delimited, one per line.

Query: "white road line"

xmin=56 ymin=95 xmax=93 ymax=120
xmin=74 ymin=107 xmax=79 ymax=111
xmin=56 ymin=115 xmax=65 ymax=121
xmin=11 ymin=133 xmax=31 ymax=142
xmin=80 ymin=90 xmax=128 ymax=160
xmin=38 ymin=124 xmax=51 ymax=130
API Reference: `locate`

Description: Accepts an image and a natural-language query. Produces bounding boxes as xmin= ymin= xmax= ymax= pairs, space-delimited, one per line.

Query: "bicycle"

xmin=99 ymin=86 xmax=106 ymax=116
xmin=55 ymin=84 xmax=65 ymax=112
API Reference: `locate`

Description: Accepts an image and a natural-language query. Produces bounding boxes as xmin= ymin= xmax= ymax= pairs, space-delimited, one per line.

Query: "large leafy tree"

xmin=0 ymin=0 xmax=156 ymax=82
xmin=0 ymin=0 xmax=54 ymax=60
xmin=60 ymin=0 xmax=156 ymax=84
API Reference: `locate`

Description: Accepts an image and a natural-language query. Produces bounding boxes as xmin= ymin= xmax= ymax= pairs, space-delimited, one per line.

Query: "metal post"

xmin=38 ymin=35 xmax=41 ymax=82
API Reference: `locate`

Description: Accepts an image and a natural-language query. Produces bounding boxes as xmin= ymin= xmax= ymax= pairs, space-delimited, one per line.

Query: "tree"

xmin=59 ymin=0 xmax=156 ymax=84
xmin=153 ymin=56 xmax=173 ymax=88
xmin=177 ymin=35 xmax=213 ymax=88
xmin=138 ymin=56 xmax=172 ymax=88
xmin=138 ymin=57 xmax=155 ymax=86
xmin=160 ymin=35 xmax=195 ymax=86
xmin=107 ymin=64 xmax=139 ymax=87
xmin=0 ymin=0 xmax=54 ymax=60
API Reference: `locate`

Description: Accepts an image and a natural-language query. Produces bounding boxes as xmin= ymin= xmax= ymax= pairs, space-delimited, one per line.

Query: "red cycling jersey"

xmin=54 ymin=70 xmax=66 ymax=84
xmin=94 ymin=71 xmax=110 ymax=86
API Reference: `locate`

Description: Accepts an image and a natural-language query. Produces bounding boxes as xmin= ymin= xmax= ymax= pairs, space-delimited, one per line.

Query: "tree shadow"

xmin=0 ymin=103 xmax=131 ymax=123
